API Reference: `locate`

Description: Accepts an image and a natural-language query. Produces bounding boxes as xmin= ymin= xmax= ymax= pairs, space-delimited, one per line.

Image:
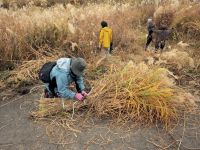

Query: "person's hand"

xmin=81 ymin=91 xmax=88 ymax=97
xmin=75 ymin=93 xmax=84 ymax=101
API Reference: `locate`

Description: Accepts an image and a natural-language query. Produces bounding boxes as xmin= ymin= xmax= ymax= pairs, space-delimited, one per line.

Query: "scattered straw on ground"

xmin=159 ymin=49 xmax=195 ymax=70
xmin=31 ymin=98 xmax=86 ymax=118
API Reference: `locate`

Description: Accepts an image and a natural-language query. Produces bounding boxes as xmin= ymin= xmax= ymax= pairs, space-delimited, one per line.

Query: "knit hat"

xmin=71 ymin=58 xmax=87 ymax=76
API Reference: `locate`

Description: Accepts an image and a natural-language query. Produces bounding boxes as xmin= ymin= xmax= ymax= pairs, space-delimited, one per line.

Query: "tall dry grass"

xmin=0 ymin=5 xmax=71 ymax=62
xmin=153 ymin=2 xmax=200 ymax=41
xmin=0 ymin=0 xmax=177 ymax=9
xmin=0 ymin=0 xmax=76 ymax=8
xmin=0 ymin=1 xmax=199 ymax=84
xmin=0 ymin=3 xmax=154 ymax=70
xmin=172 ymin=4 xmax=200 ymax=41
xmin=0 ymin=1 xmax=198 ymax=64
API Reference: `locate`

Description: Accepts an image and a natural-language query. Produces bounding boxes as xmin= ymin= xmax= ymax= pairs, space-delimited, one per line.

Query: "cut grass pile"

xmin=31 ymin=61 xmax=195 ymax=128
xmin=87 ymin=61 xmax=178 ymax=127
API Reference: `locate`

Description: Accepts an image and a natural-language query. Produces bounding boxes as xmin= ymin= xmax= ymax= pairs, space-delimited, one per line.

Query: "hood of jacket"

xmin=56 ymin=58 xmax=71 ymax=73
xmin=102 ymin=27 xmax=111 ymax=32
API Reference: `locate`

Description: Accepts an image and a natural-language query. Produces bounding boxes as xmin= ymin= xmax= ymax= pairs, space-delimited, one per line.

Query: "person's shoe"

xmin=144 ymin=45 xmax=148 ymax=51
xmin=107 ymin=53 xmax=111 ymax=57
xmin=44 ymin=91 xmax=49 ymax=98
xmin=44 ymin=89 xmax=54 ymax=98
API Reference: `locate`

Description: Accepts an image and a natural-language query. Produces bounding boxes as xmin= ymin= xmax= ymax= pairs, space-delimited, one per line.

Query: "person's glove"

xmin=75 ymin=93 xmax=84 ymax=101
xmin=81 ymin=91 xmax=88 ymax=97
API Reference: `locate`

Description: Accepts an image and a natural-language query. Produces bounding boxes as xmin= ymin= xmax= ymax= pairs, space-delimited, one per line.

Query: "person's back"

xmin=44 ymin=57 xmax=87 ymax=101
xmin=99 ymin=21 xmax=113 ymax=54
xmin=100 ymin=27 xmax=112 ymax=48
xmin=154 ymin=26 xmax=172 ymax=51
xmin=155 ymin=26 xmax=170 ymax=42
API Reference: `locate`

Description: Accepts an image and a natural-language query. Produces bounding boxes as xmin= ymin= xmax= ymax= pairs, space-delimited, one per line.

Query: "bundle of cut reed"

xmin=87 ymin=61 xmax=178 ymax=127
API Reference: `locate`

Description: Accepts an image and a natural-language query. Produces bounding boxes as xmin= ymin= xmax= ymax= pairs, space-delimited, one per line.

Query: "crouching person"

xmin=39 ymin=57 xmax=88 ymax=101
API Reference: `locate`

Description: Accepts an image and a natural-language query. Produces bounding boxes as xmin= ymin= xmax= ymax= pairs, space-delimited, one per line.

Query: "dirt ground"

xmin=0 ymin=86 xmax=200 ymax=150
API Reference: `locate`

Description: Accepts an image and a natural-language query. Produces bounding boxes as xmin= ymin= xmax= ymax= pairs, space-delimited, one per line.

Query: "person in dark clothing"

xmin=154 ymin=25 xmax=171 ymax=52
xmin=145 ymin=18 xmax=155 ymax=50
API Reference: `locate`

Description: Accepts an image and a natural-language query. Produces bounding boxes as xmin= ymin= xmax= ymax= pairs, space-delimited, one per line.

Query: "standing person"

xmin=145 ymin=18 xmax=155 ymax=51
xmin=99 ymin=21 xmax=113 ymax=55
xmin=154 ymin=25 xmax=172 ymax=52
xmin=39 ymin=57 xmax=88 ymax=101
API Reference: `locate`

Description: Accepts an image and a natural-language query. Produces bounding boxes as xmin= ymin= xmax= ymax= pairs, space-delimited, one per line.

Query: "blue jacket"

xmin=45 ymin=58 xmax=85 ymax=99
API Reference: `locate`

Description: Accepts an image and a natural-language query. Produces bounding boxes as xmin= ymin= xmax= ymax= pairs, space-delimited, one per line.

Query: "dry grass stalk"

xmin=31 ymin=98 xmax=86 ymax=118
xmin=0 ymin=3 xmax=152 ymax=66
